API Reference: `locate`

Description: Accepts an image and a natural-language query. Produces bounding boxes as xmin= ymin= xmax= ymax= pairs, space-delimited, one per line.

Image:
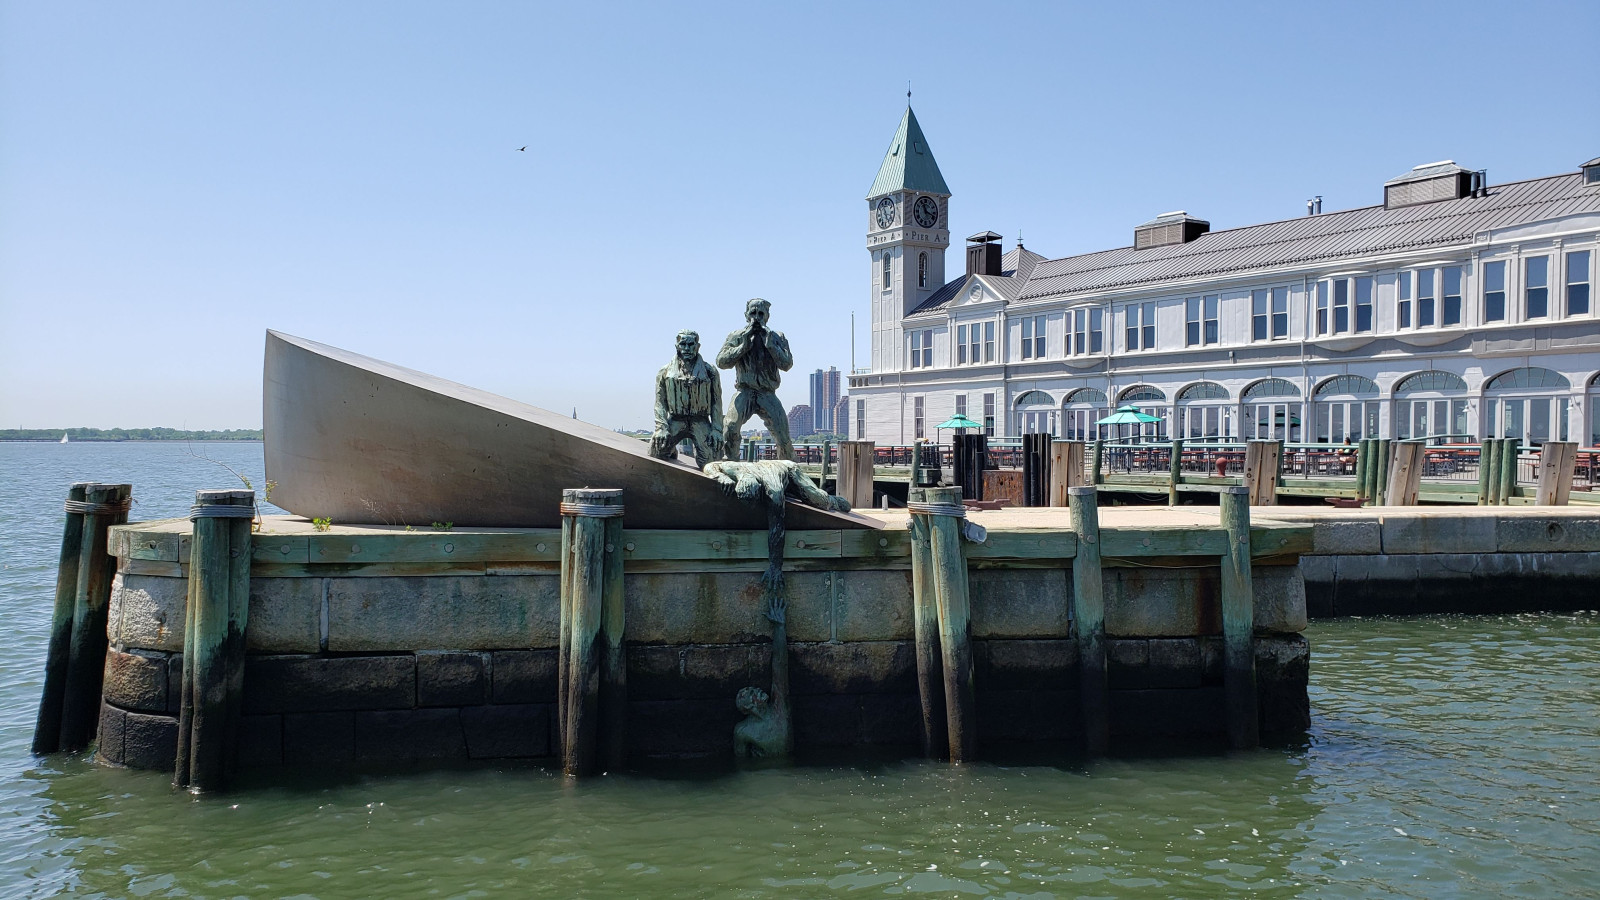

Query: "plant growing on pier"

xmin=312 ymin=517 xmax=332 ymax=532
xmin=431 ymin=521 xmax=453 ymax=531
xmin=184 ymin=442 xmax=275 ymax=531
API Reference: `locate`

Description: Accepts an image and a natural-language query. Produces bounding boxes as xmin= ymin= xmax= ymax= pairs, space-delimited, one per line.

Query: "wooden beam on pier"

xmin=1385 ymin=441 xmax=1425 ymax=506
xmin=1049 ymin=440 xmax=1084 ymax=506
xmin=838 ymin=441 xmax=875 ymax=509
xmin=1243 ymin=440 xmax=1280 ymax=506
xmin=1536 ymin=442 xmax=1577 ymax=506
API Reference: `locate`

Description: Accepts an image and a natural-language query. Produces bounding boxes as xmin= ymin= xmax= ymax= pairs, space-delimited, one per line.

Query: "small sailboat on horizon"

xmin=59 ymin=432 xmax=68 ymax=443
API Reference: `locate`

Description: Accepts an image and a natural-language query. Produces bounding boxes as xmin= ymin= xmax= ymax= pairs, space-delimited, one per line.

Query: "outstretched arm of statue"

xmin=765 ymin=330 xmax=793 ymax=371
xmin=769 ymin=616 xmax=789 ymax=724
xmin=715 ymin=329 xmax=749 ymax=369
xmin=786 ymin=466 xmax=850 ymax=512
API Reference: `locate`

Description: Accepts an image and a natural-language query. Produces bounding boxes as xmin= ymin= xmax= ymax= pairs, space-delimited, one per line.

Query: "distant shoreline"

xmin=0 ymin=429 xmax=263 ymax=442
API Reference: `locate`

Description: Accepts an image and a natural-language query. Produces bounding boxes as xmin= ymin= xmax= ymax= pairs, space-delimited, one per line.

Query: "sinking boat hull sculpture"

xmin=263 ymin=331 xmax=875 ymax=531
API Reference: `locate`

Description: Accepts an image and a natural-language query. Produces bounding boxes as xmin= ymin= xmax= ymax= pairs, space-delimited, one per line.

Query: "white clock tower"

xmin=866 ymin=105 xmax=950 ymax=372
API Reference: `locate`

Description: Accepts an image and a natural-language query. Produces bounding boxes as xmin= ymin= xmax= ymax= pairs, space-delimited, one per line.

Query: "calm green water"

xmin=2 ymin=442 xmax=1598 ymax=898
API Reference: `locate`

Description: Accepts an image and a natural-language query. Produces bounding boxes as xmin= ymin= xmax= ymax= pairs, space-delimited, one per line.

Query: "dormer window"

xmin=1583 ymin=157 xmax=1600 ymax=185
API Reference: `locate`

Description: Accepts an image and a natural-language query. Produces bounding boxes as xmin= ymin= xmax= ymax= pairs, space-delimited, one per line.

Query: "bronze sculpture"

xmin=716 ymin=299 xmax=794 ymax=460
xmin=649 ymin=330 xmax=724 ymax=468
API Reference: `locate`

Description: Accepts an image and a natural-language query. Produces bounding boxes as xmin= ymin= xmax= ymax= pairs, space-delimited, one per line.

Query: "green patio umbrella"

xmin=1097 ymin=404 xmax=1163 ymax=441
xmin=935 ymin=414 xmax=983 ymax=432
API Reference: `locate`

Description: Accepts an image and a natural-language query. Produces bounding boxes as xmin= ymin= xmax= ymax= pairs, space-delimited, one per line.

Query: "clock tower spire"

xmin=865 ymin=105 xmax=950 ymax=372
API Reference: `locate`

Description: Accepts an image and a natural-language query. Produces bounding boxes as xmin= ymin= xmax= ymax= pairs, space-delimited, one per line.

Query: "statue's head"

xmin=675 ymin=330 xmax=700 ymax=362
xmin=735 ymin=685 xmax=769 ymax=717
xmin=744 ymin=298 xmax=771 ymax=328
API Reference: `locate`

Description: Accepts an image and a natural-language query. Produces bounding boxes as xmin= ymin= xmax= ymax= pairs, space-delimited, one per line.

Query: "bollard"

xmin=1218 ymin=487 xmax=1259 ymax=749
xmin=906 ymin=488 xmax=948 ymax=760
xmin=1476 ymin=440 xmax=1493 ymax=505
xmin=174 ymin=489 xmax=254 ymax=792
xmin=1535 ymin=441 xmax=1577 ymax=506
xmin=910 ymin=439 xmax=924 ymax=491
xmin=1090 ymin=438 xmax=1104 ymax=485
xmin=1243 ymin=440 xmax=1280 ymax=506
xmin=53 ymin=483 xmax=132 ymax=753
xmin=1385 ymin=441 xmax=1425 ymax=506
xmin=559 ymin=488 xmax=624 ymax=776
xmin=1023 ymin=434 xmax=1051 ymax=507
xmin=32 ymin=483 xmax=91 ymax=754
xmin=1354 ymin=439 xmax=1372 ymax=504
xmin=908 ymin=487 xmax=974 ymax=763
xmin=1499 ymin=439 xmax=1520 ymax=505
xmin=1167 ymin=439 xmax=1183 ymax=507
xmin=1483 ymin=439 xmax=1503 ymax=505
xmin=1049 ymin=441 xmax=1084 ymax=506
xmin=1068 ymin=486 xmax=1108 ymax=756
xmin=1375 ymin=439 xmax=1392 ymax=506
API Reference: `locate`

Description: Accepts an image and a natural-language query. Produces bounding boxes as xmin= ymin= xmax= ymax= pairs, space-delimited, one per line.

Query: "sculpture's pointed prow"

xmin=263 ymin=331 xmax=878 ymax=530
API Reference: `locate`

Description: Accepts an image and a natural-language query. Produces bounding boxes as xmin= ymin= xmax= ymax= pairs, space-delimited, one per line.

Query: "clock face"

xmin=875 ymin=197 xmax=896 ymax=229
xmin=913 ymin=196 xmax=939 ymax=228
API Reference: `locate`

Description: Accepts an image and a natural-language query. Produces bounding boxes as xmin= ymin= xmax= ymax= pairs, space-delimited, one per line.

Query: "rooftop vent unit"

xmin=1134 ymin=211 xmax=1209 ymax=250
xmin=1583 ymin=156 xmax=1600 ymax=186
xmin=1384 ymin=160 xmax=1485 ymax=209
xmin=966 ymin=231 xmax=1003 ymax=276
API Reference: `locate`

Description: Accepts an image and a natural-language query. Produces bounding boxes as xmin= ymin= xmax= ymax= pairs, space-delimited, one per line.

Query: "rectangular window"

xmin=1442 ymin=266 xmax=1463 ymax=325
xmin=955 ymin=394 xmax=967 ymax=417
xmin=1333 ymin=279 xmax=1350 ymax=333
xmin=983 ymin=393 xmax=995 ymax=437
xmin=1089 ymin=308 xmax=1104 ymax=353
xmin=983 ymin=321 xmax=994 ymax=362
xmin=956 ymin=324 xmax=968 ymax=364
xmin=1316 ymin=281 xmax=1329 ymax=335
xmin=1416 ymin=269 xmax=1435 ymax=327
xmin=909 ymin=330 xmax=921 ymax=368
xmin=914 ymin=396 xmax=925 ymax=439
xmin=1020 ymin=317 xmax=1036 ymax=360
xmin=856 ymin=399 xmax=865 ymax=437
xmin=1397 ymin=272 xmax=1412 ymax=328
xmin=1569 ymin=250 xmax=1592 ymax=315
xmin=1185 ymin=297 xmax=1200 ymax=346
xmin=1203 ymin=294 xmax=1218 ymax=344
xmin=1355 ymin=277 xmax=1374 ymax=332
xmin=1021 ymin=314 xmax=1046 ymax=359
xmin=1485 ymin=260 xmax=1506 ymax=321
xmin=1271 ymin=287 xmax=1288 ymax=338
xmin=1125 ymin=304 xmax=1139 ymax=350
xmin=1251 ymin=289 xmax=1268 ymax=341
xmin=1141 ymin=301 xmax=1155 ymax=349
xmin=909 ymin=329 xmax=932 ymax=368
xmin=1526 ymin=256 xmax=1549 ymax=318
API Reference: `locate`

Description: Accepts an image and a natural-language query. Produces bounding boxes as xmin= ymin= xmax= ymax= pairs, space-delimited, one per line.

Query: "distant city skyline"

xmin=2 ymin=2 xmax=1594 ymax=430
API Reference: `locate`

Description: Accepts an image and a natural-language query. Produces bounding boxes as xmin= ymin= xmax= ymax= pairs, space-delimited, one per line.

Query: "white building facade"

xmin=850 ymin=109 xmax=1600 ymax=449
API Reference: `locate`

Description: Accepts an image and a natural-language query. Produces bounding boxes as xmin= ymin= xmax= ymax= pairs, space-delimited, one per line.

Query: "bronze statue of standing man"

xmin=650 ymin=330 xmax=723 ymax=468
xmin=717 ymin=298 xmax=794 ymax=460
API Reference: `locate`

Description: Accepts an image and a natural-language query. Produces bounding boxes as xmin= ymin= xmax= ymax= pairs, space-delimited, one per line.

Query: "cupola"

xmin=1134 ymin=211 xmax=1209 ymax=250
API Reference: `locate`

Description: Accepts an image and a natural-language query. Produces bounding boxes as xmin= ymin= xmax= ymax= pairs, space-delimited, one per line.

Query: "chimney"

xmin=966 ymin=231 xmax=1003 ymax=276
xmin=1306 ymin=196 xmax=1322 ymax=216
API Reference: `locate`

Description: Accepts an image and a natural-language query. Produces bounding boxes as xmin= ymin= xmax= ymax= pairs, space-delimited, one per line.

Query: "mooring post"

xmin=906 ymin=487 xmax=948 ymax=760
xmin=1476 ymin=439 xmax=1494 ymax=505
xmin=559 ymin=488 xmax=623 ymax=776
xmin=1022 ymin=433 xmax=1051 ymax=507
xmin=174 ymin=489 xmax=253 ymax=792
xmin=818 ymin=439 xmax=833 ymax=492
xmin=1243 ymin=440 xmax=1279 ymax=506
xmin=1536 ymin=441 xmax=1577 ymax=506
xmin=1274 ymin=439 xmax=1286 ymax=490
xmin=1500 ymin=439 xmax=1521 ymax=505
xmin=910 ymin=439 xmax=924 ymax=490
xmin=1375 ymin=439 xmax=1392 ymax=506
xmin=1385 ymin=441 xmax=1424 ymax=506
xmin=1167 ymin=439 xmax=1184 ymax=506
xmin=1482 ymin=439 xmax=1502 ymax=505
xmin=55 ymin=482 xmax=132 ymax=753
xmin=1354 ymin=439 xmax=1371 ymax=504
xmin=1218 ymin=486 xmax=1259 ymax=750
xmin=599 ymin=491 xmax=627 ymax=771
xmin=1068 ymin=486 xmax=1108 ymax=756
xmin=838 ymin=441 xmax=875 ymax=510
xmin=909 ymin=486 xmax=975 ymax=762
xmin=1049 ymin=440 xmax=1084 ymax=506
xmin=1090 ymin=438 xmax=1104 ymax=485
xmin=32 ymin=483 xmax=91 ymax=754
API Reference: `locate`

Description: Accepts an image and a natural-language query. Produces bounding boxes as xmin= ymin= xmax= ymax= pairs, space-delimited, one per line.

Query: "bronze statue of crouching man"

xmin=649 ymin=330 xmax=724 ymax=469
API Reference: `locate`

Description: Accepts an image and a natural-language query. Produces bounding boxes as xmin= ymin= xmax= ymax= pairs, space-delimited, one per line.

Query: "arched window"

xmin=1484 ymin=367 xmax=1572 ymax=444
xmin=1392 ymin=371 xmax=1468 ymax=441
xmin=1242 ymin=378 xmax=1301 ymax=441
xmin=1061 ymin=388 xmax=1109 ymax=441
xmin=1116 ymin=385 xmax=1167 ymax=440
xmin=1176 ymin=382 xmax=1230 ymax=439
xmin=881 ymin=250 xmax=892 ymax=289
xmin=1313 ymin=375 xmax=1378 ymax=442
xmin=918 ymin=252 xmax=928 ymax=289
xmin=1014 ymin=390 xmax=1055 ymax=436
xmin=1588 ymin=373 xmax=1600 ymax=447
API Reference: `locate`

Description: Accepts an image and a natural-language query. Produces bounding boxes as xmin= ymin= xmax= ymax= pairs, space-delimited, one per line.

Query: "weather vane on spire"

xmin=907 ymin=81 xmax=911 ymax=103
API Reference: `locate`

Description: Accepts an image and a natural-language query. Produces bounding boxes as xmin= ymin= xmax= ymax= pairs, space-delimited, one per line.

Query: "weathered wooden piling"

xmin=50 ymin=482 xmax=132 ymax=753
xmin=908 ymin=486 xmax=975 ymax=763
xmin=1375 ymin=439 xmax=1392 ymax=506
xmin=1068 ymin=486 xmax=1108 ymax=756
xmin=1023 ymin=434 xmax=1051 ymax=507
xmin=1482 ymin=439 xmax=1502 ymax=505
xmin=1385 ymin=441 xmax=1425 ymax=506
xmin=838 ymin=441 xmax=875 ymax=509
xmin=1090 ymin=438 xmax=1104 ymax=485
xmin=1355 ymin=439 xmax=1372 ymax=503
xmin=906 ymin=488 xmax=947 ymax=760
xmin=1536 ymin=441 xmax=1577 ymax=506
xmin=1243 ymin=440 xmax=1280 ymax=506
xmin=33 ymin=483 xmax=91 ymax=754
xmin=174 ymin=489 xmax=254 ymax=792
xmin=953 ymin=434 xmax=987 ymax=501
xmin=1499 ymin=440 xmax=1521 ymax=505
xmin=910 ymin=439 xmax=925 ymax=490
xmin=818 ymin=439 xmax=833 ymax=492
xmin=1167 ymin=439 xmax=1183 ymax=506
xmin=1476 ymin=440 xmax=1494 ymax=505
xmin=1049 ymin=440 xmax=1084 ymax=506
xmin=1218 ymin=487 xmax=1259 ymax=749
xmin=559 ymin=488 xmax=624 ymax=776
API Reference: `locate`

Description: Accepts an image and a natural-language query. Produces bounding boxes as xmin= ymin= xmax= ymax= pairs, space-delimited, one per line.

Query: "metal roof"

xmin=1016 ymin=171 xmax=1600 ymax=303
xmin=866 ymin=107 xmax=950 ymax=199
xmin=1385 ymin=160 xmax=1469 ymax=185
xmin=906 ymin=246 xmax=1047 ymax=318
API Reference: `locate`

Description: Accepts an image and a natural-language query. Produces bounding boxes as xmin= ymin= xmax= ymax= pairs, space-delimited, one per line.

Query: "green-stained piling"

xmin=559 ymin=488 xmax=624 ymax=776
xmin=909 ymin=486 xmax=974 ymax=762
xmin=1069 ymin=486 xmax=1108 ymax=756
xmin=1219 ymin=486 xmax=1259 ymax=749
xmin=32 ymin=483 xmax=91 ymax=754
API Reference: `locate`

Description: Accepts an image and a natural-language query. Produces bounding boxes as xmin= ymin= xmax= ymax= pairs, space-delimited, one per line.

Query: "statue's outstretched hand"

xmin=764 ymin=580 xmax=786 ymax=623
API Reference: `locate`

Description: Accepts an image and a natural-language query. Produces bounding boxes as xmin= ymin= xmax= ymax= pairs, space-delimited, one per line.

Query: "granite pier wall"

xmin=96 ymin=518 xmax=1313 ymax=772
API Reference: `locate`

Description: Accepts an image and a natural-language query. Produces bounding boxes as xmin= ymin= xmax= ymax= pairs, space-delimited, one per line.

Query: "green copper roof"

xmin=866 ymin=106 xmax=949 ymax=199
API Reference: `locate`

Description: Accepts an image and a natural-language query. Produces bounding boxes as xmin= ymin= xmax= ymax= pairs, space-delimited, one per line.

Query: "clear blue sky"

xmin=3 ymin=1 xmax=1596 ymax=431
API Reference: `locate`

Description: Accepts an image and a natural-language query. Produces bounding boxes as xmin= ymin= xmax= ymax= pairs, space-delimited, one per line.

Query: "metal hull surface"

xmin=263 ymin=331 xmax=876 ymax=530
